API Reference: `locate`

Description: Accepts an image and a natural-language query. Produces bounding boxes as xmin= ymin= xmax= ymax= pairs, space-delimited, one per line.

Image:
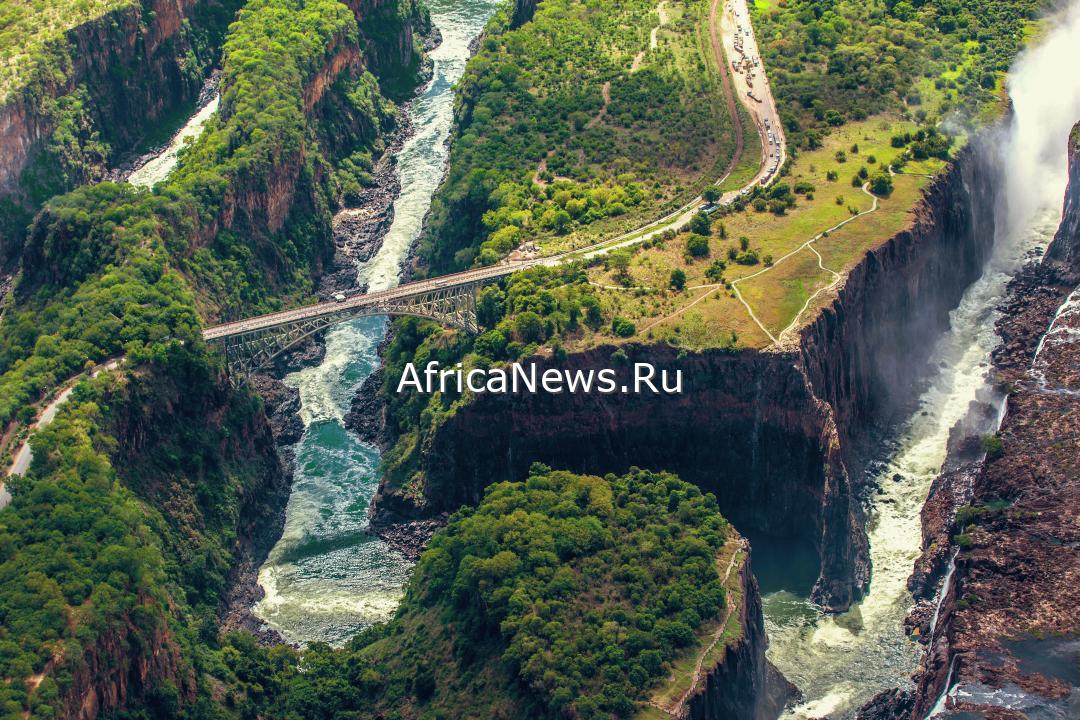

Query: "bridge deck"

xmin=202 ymin=259 xmax=540 ymax=340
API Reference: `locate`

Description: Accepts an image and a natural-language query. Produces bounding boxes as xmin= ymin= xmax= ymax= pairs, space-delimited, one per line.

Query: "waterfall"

xmin=764 ymin=3 xmax=1080 ymax=716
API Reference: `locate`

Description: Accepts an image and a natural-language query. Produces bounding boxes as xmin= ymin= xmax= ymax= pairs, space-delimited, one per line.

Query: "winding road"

xmin=1 ymin=359 xmax=122 ymax=504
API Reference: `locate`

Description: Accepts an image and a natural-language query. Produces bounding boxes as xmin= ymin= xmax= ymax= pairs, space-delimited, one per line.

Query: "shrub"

xmin=514 ymin=311 xmax=545 ymax=343
xmin=669 ymin=269 xmax=686 ymax=290
xmin=685 ymin=233 xmax=710 ymax=258
xmin=612 ymin=317 xmax=636 ymax=337
xmin=981 ymin=434 xmax=1004 ymax=458
xmin=870 ymin=173 xmax=894 ymax=197
xmin=734 ymin=250 xmax=760 ymax=265
xmin=689 ymin=211 xmax=711 ymax=236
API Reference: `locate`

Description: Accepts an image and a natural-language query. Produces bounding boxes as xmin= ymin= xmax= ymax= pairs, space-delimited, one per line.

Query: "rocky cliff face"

xmin=907 ymin=123 xmax=1080 ymax=720
xmin=374 ymin=344 xmax=865 ymax=611
xmin=688 ymin=548 xmax=795 ymax=720
xmin=344 ymin=0 xmax=431 ymax=97
xmin=59 ymin=605 xmax=195 ymax=720
xmin=796 ymin=146 xmax=998 ymax=468
xmin=0 ymin=0 xmax=237 ymax=268
xmin=370 ymin=145 xmax=1000 ymax=613
xmin=1046 ymin=123 xmax=1080 ymax=277
xmin=510 ymin=0 xmax=539 ymax=28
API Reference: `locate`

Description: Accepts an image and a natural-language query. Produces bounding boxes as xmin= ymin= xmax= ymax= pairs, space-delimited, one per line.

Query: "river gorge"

xmin=1 ymin=0 xmax=1075 ymax=716
xmin=249 ymin=0 xmax=501 ymax=644
xmin=245 ymin=1 xmax=1080 ymax=716
xmin=212 ymin=0 xmax=1080 ymax=716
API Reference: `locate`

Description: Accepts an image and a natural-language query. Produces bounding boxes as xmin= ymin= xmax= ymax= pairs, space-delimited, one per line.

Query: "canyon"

xmin=0 ymin=0 xmax=430 ymax=715
xmin=907 ymin=122 xmax=1080 ymax=720
xmin=2 ymin=0 xmax=1076 ymax=717
xmin=364 ymin=146 xmax=1000 ymax=619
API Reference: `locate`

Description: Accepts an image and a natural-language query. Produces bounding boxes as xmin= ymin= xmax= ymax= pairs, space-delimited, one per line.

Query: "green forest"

xmin=752 ymin=0 xmax=1047 ymax=149
xmin=418 ymin=0 xmax=738 ymax=272
xmin=212 ymin=466 xmax=733 ymax=720
xmin=377 ymin=0 xmax=1053 ymax=492
xmin=0 ymin=0 xmax=244 ymax=265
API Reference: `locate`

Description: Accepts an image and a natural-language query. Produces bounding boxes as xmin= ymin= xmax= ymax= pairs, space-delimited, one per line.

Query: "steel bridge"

xmin=202 ymin=260 xmax=541 ymax=374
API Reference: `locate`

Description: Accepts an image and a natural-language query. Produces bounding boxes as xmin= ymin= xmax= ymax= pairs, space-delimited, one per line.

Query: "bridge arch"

xmin=208 ymin=281 xmax=480 ymax=374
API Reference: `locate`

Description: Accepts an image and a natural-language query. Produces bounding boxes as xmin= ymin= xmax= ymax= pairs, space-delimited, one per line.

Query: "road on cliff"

xmin=1 ymin=358 xmax=123 ymax=506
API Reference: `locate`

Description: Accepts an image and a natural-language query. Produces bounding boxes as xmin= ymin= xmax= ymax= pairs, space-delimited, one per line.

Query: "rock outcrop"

xmin=510 ymin=0 xmax=540 ymax=28
xmin=688 ymin=547 xmax=796 ymax=720
xmin=60 ymin=608 xmax=195 ymax=720
xmin=1046 ymin=122 xmax=1080 ymax=278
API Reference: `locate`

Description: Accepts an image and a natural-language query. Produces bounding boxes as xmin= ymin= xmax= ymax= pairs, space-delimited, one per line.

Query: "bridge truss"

xmin=211 ymin=281 xmax=482 ymax=375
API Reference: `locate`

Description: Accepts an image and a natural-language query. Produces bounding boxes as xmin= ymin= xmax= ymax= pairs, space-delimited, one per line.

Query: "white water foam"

xmin=127 ymin=94 xmax=220 ymax=188
xmin=252 ymin=0 xmax=501 ymax=645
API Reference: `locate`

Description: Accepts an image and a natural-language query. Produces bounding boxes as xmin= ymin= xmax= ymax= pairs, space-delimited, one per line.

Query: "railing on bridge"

xmin=207 ymin=279 xmax=488 ymax=375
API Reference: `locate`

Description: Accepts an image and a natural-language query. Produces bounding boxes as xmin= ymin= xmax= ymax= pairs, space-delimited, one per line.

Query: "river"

xmin=250 ymin=0 xmax=500 ymax=645
xmin=762 ymin=3 xmax=1080 ymax=717
xmin=127 ymin=90 xmax=220 ymax=188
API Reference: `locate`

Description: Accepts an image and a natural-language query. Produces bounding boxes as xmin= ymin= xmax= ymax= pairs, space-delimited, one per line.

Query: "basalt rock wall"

xmin=687 ymin=549 xmax=793 ymax=720
xmin=797 ymin=144 xmax=999 ymax=470
xmin=374 ymin=343 xmax=863 ymax=610
xmin=1046 ymin=123 xmax=1080 ymax=277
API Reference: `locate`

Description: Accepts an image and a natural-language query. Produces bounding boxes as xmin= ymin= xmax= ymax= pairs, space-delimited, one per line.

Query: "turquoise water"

xmin=252 ymin=0 xmax=501 ymax=646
